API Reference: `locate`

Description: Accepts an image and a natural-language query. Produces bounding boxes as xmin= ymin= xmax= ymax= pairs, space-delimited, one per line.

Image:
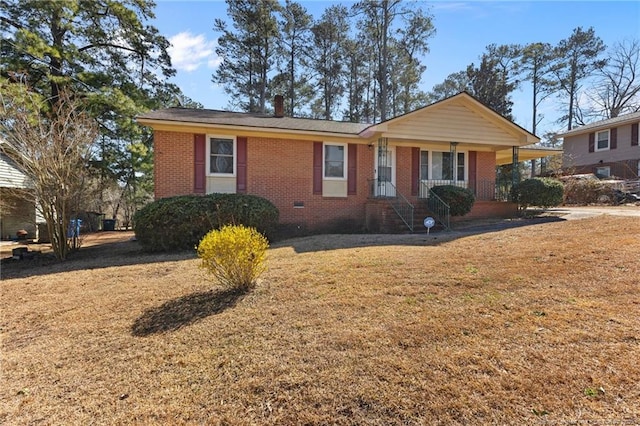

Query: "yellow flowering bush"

xmin=197 ymin=225 xmax=269 ymax=291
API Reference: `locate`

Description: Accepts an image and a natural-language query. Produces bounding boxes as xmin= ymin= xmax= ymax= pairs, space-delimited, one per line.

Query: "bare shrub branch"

xmin=0 ymin=82 xmax=98 ymax=259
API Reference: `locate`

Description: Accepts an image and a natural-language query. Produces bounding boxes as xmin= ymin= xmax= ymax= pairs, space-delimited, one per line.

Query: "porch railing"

xmin=418 ymin=180 xmax=468 ymax=198
xmin=623 ymin=179 xmax=640 ymax=195
xmin=369 ymin=179 xmax=414 ymax=232
xmin=418 ymin=179 xmax=512 ymax=202
xmin=424 ymin=188 xmax=450 ymax=230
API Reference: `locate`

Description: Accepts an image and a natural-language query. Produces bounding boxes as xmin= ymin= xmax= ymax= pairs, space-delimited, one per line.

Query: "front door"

xmin=374 ymin=143 xmax=396 ymax=197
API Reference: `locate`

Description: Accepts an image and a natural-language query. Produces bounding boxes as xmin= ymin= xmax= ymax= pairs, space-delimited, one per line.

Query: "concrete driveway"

xmin=545 ymin=205 xmax=640 ymax=220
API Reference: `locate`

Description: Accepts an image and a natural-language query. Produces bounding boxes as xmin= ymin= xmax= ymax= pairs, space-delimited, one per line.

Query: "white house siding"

xmin=0 ymin=153 xmax=30 ymax=188
xmin=0 ymin=153 xmax=37 ymax=240
xmin=0 ymin=190 xmax=36 ymax=240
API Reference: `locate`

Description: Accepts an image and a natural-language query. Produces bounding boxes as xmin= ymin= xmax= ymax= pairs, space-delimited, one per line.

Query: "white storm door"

xmin=374 ymin=145 xmax=396 ymax=197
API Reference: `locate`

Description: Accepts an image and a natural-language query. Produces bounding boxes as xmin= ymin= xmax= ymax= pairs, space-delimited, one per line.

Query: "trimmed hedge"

xmin=133 ymin=194 xmax=279 ymax=252
xmin=429 ymin=185 xmax=476 ymax=217
xmin=512 ymin=178 xmax=564 ymax=210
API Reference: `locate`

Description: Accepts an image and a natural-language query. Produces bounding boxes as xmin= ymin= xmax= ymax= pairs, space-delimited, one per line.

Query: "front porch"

xmin=365 ymin=178 xmax=518 ymax=233
xmin=357 ymin=93 xmax=559 ymax=233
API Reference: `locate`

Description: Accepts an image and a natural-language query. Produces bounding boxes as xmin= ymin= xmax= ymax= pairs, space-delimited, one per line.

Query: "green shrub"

xmin=133 ymin=193 xmax=279 ymax=252
xmin=429 ymin=185 xmax=476 ymax=216
xmin=197 ymin=225 xmax=269 ymax=291
xmin=512 ymin=178 xmax=564 ymax=210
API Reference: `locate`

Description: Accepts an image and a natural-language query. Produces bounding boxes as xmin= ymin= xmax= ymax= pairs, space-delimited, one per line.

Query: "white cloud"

xmin=207 ymin=56 xmax=223 ymax=69
xmin=168 ymin=32 xmax=218 ymax=72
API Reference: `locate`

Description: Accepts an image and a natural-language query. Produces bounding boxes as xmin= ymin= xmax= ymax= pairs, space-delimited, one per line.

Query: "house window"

xmin=420 ymin=151 xmax=429 ymax=180
xmin=595 ymin=166 xmax=610 ymax=178
xmin=432 ymin=151 xmax=453 ymax=180
xmin=208 ymin=136 xmax=235 ymax=175
xmin=596 ymin=130 xmax=609 ymax=151
xmin=423 ymin=150 xmax=467 ymax=181
xmin=457 ymin=152 xmax=465 ymax=181
xmin=324 ymin=143 xmax=346 ymax=179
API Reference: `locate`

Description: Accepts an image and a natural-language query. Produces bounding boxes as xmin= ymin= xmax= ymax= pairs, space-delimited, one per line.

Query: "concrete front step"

xmin=374 ymin=200 xmax=444 ymax=233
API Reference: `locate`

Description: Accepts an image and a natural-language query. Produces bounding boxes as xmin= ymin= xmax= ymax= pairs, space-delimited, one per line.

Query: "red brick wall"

xmin=154 ymin=131 xmax=376 ymax=232
xmin=454 ymin=201 xmax=518 ymax=220
xmin=395 ymin=146 xmax=413 ymax=197
xmin=153 ymin=130 xmax=511 ymax=230
xmin=245 ymin=136 xmax=374 ymax=231
xmin=154 ymin=131 xmax=194 ymax=199
xmin=476 ymin=151 xmax=496 ymax=183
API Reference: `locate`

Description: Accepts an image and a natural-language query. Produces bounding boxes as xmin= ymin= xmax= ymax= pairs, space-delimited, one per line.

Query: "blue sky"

xmin=151 ymin=0 xmax=640 ymax=136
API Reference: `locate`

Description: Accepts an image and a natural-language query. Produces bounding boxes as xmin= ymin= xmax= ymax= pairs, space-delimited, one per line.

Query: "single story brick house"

xmin=137 ymin=92 xmax=558 ymax=233
xmin=558 ymin=111 xmax=640 ymax=179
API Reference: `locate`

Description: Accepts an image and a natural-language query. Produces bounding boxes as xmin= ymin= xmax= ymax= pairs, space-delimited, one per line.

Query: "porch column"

xmin=450 ymin=142 xmax=458 ymax=184
xmin=376 ymin=137 xmax=389 ymax=197
xmin=512 ymin=146 xmax=520 ymax=186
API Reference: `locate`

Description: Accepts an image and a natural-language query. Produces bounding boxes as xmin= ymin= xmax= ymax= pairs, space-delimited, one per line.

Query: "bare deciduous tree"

xmin=590 ymin=38 xmax=640 ymax=119
xmin=0 ymin=84 xmax=97 ymax=260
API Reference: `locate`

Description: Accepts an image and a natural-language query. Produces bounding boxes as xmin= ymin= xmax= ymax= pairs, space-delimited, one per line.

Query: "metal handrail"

xmin=420 ymin=182 xmax=450 ymax=230
xmin=368 ymin=179 xmax=414 ymax=232
xmin=388 ymin=182 xmax=414 ymax=232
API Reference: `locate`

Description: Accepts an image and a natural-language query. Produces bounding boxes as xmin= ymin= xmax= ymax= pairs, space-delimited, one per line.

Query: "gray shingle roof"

xmin=137 ymin=108 xmax=371 ymax=135
xmin=557 ymin=111 xmax=640 ymax=137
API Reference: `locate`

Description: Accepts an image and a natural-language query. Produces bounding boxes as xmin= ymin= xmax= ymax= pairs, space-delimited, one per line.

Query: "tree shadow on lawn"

xmin=2 ymin=216 xmax=567 ymax=278
xmin=131 ymin=288 xmax=246 ymax=336
xmin=273 ymin=216 xmax=566 ymax=254
xmin=0 ymin=239 xmax=196 ymax=279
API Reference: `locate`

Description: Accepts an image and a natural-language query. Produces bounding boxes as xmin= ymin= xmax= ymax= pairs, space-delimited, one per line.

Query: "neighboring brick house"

xmin=559 ymin=111 xmax=640 ymax=179
xmin=137 ymin=92 xmax=556 ymax=233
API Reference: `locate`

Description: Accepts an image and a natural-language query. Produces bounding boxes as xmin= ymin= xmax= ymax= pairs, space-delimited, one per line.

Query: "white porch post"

xmin=450 ymin=142 xmax=458 ymax=184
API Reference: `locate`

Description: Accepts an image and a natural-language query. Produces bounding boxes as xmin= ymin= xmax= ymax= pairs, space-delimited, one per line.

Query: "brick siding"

xmin=154 ymin=131 xmax=514 ymax=231
xmin=155 ymin=132 xmax=376 ymax=232
xmin=395 ymin=146 xmax=413 ymax=197
xmin=476 ymin=151 xmax=496 ymax=182
xmin=154 ymin=131 xmax=194 ymax=198
xmin=245 ymin=136 xmax=374 ymax=232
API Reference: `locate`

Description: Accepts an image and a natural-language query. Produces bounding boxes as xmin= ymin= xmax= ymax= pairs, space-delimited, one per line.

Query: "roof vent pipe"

xmin=274 ymin=95 xmax=284 ymax=118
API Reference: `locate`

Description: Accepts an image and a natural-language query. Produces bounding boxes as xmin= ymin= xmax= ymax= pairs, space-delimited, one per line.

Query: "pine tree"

xmin=519 ymin=42 xmax=557 ymax=134
xmin=308 ymin=5 xmax=348 ymax=120
xmin=466 ymin=55 xmax=516 ymax=120
xmin=1 ymin=0 xmax=178 ymax=254
xmin=353 ymin=0 xmax=433 ymax=121
xmin=213 ymin=0 xmax=280 ymax=113
xmin=551 ymin=27 xmax=607 ymax=130
xmin=275 ymin=0 xmax=313 ymax=116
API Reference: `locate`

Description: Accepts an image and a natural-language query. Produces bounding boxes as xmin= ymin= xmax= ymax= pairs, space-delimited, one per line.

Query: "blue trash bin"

xmin=67 ymin=219 xmax=82 ymax=238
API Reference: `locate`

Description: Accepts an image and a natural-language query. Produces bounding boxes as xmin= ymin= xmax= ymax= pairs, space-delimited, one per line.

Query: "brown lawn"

xmin=1 ymin=216 xmax=639 ymax=425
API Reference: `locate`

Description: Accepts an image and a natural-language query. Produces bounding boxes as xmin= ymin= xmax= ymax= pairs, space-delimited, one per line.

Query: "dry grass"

xmin=1 ymin=216 xmax=639 ymax=425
